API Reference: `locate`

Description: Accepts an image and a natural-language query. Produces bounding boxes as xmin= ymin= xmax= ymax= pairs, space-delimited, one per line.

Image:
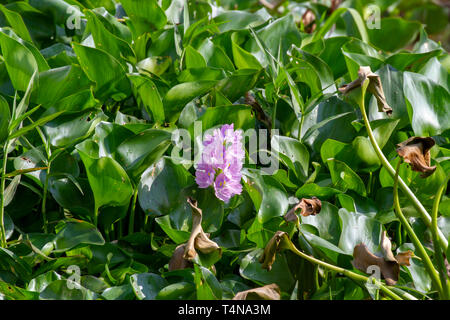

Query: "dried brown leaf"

xmin=396 ymin=136 xmax=436 ymax=178
xmin=259 ymin=231 xmax=289 ymax=271
xmin=184 ymin=197 xmax=221 ymax=260
xmin=232 ymin=283 xmax=281 ymax=300
xmin=339 ymin=66 xmax=392 ymax=115
xmin=284 ymin=197 xmax=322 ymax=223
xmin=352 ymin=243 xmax=399 ymax=286
xmin=169 ymin=244 xmax=193 ymax=271
xmin=395 ymin=251 xmax=414 ymax=266
xmin=299 ymin=197 xmax=322 ymax=217
xmin=380 ymin=231 xmax=397 ymax=262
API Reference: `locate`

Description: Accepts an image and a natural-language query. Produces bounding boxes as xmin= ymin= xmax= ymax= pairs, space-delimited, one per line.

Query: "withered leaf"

xmin=232 ymin=283 xmax=281 ymax=300
xmin=259 ymin=231 xmax=289 ymax=271
xmin=352 ymin=243 xmax=399 ymax=286
xmin=339 ymin=66 xmax=392 ymax=115
xmin=299 ymin=197 xmax=322 ymax=217
xmin=184 ymin=197 xmax=221 ymax=261
xmin=380 ymin=231 xmax=397 ymax=262
xmin=284 ymin=197 xmax=322 ymax=223
xmin=396 ymin=136 xmax=436 ymax=178
xmin=169 ymin=244 xmax=193 ymax=271
xmin=395 ymin=251 xmax=414 ymax=266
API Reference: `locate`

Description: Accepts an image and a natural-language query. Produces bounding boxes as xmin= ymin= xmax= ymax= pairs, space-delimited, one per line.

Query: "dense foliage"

xmin=0 ymin=0 xmax=449 ymax=300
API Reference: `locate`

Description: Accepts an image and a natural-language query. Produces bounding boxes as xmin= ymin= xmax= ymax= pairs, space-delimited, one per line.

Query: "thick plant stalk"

xmin=128 ymin=188 xmax=138 ymax=235
xmin=285 ymin=239 xmax=404 ymax=300
xmin=393 ymin=161 xmax=444 ymax=298
xmin=431 ymin=176 xmax=450 ymax=299
xmin=0 ymin=141 xmax=9 ymax=248
xmin=358 ymin=97 xmax=448 ymax=250
xmin=41 ymin=163 xmax=50 ymax=234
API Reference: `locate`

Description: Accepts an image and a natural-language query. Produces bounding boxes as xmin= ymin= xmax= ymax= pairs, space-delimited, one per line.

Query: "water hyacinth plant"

xmin=0 ymin=0 xmax=448 ymax=304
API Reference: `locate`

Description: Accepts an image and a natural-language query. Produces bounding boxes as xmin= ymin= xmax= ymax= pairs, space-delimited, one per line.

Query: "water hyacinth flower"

xmin=195 ymin=124 xmax=245 ymax=202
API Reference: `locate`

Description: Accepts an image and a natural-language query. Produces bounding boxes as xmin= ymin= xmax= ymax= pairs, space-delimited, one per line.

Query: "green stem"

xmin=128 ymin=188 xmax=138 ymax=235
xmin=431 ymin=175 xmax=450 ymax=299
xmin=93 ymin=205 xmax=99 ymax=228
xmin=0 ymin=141 xmax=10 ymax=248
xmin=393 ymin=161 xmax=444 ymax=298
xmin=286 ymin=241 xmax=403 ymax=300
xmin=358 ymin=99 xmax=448 ymax=250
xmin=396 ymin=221 xmax=402 ymax=247
xmin=41 ymin=162 xmax=50 ymax=233
xmin=298 ymin=109 xmax=305 ymax=141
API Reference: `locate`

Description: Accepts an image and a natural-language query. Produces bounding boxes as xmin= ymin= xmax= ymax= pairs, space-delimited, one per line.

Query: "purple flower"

xmin=195 ymin=124 xmax=244 ymax=203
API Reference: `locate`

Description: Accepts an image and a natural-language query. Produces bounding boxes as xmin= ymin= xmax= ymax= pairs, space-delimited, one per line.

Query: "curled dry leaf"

xmin=339 ymin=66 xmax=392 ymax=115
xmin=184 ymin=197 xmax=221 ymax=260
xmin=395 ymin=251 xmax=414 ymax=267
xmin=259 ymin=231 xmax=290 ymax=271
xmin=396 ymin=136 xmax=436 ymax=178
xmin=352 ymin=234 xmax=414 ymax=286
xmin=284 ymin=197 xmax=322 ymax=223
xmin=380 ymin=231 xmax=397 ymax=262
xmin=352 ymin=243 xmax=399 ymax=286
xmin=232 ymin=283 xmax=281 ymax=300
xmin=169 ymin=244 xmax=193 ymax=271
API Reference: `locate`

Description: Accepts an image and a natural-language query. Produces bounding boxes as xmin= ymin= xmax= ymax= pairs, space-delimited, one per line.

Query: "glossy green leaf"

xmin=403 ymin=71 xmax=450 ymax=136
xmin=53 ymin=220 xmax=104 ymax=252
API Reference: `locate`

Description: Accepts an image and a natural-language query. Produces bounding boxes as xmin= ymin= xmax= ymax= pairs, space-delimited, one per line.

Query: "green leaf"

xmin=368 ymin=18 xmax=422 ymax=52
xmin=213 ymin=10 xmax=267 ymax=33
xmin=403 ymin=71 xmax=450 ymax=136
xmin=163 ymin=81 xmax=217 ymax=122
xmin=243 ymin=169 xmax=289 ymax=224
xmin=72 ymin=43 xmax=131 ymax=101
xmin=156 ymin=282 xmax=195 ymax=300
xmin=0 ymin=281 xmax=39 ymax=300
xmin=185 ymin=45 xmax=206 ymax=69
xmin=85 ymin=10 xmax=135 ymax=65
xmin=239 ymin=248 xmax=295 ymax=292
xmin=247 ymin=14 xmax=301 ymax=67
xmin=231 ymin=32 xmax=262 ymax=70
xmin=27 ymin=271 xmax=61 ymax=293
xmin=0 ymin=95 xmax=10 ymax=144
xmin=120 ymin=0 xmax=167 ymax=37
xmin=271 ymin=135 xmax=310 ymax=181
xmin=195 ymin=265 xmax=222 ymax=300
xmin=138 ymin=157 xmax=194 ymax=218
xmin=116 ymin=129 xmax=172 ymax=181
xmin=9 ymin=110 xmax=65 ymax=140
xmin=39 ymin=280 xmax=95 ymax=300
xmin=76 ymin=140 xmax=134 ymax=211
xmin=189 ymin=104 xmax=254 ymax=136
xmin=0 ymin=31 xmax=46 ymax=91
xmin=302 ymin=97 xmax=357 ymax=153
xmin=53 ymin=220 xmax=105 ymax=252
xmin=338 ymin=208 xmax=382 ymax=255
xmin=216 ymin=69 xmax=261 ymax=102
xmin=42 ymin=110 xmax=107 ymax=148
xmin=0 ymin=4 xmax=32 ymax=43
xmin=326 ymin=159 xmax=367 ymax=196
xmin=130 ymin=273 xmax=167 ymax=300
xmin=301 ymin=202 xmax=341 ymax=245
xmin=295 ymin=183 xmax=343 ymax=200
xmin=102 ymin=284 xmax=135 ymax=300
